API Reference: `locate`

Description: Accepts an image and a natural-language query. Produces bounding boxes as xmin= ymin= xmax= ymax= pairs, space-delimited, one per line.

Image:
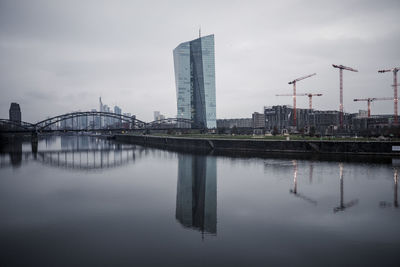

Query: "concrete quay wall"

xmin=114 ymin=135 xmax=400 ymax=156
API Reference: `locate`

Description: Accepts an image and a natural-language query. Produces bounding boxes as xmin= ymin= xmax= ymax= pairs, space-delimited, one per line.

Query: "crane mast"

xmin=332 ymin=64 xmax=358 ymax=128
xmin=378 ymin=68 xmax=399 ymax=124
xmin=306 ymin=93 xmax=322 ymax=110
xmin=287 ymin=73 xmax=316 ymax=127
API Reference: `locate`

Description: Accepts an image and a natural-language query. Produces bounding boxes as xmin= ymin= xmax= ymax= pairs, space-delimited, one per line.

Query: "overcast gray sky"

xmin=0 ymin=0 xmax=399 ymax=122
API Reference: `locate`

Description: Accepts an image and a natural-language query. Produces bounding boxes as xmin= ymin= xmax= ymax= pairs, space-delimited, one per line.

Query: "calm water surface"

xmin=1 ymin=136 xmax=399 ymax=266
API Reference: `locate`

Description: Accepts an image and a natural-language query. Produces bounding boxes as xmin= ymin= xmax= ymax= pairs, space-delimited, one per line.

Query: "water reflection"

xmin=395 ymin=169 xmax=398 ymax=208
xmin=309 ymin=163 xmax=314 ymax=184
xmin=36 ymin=149 xmax=135 ymax=171
xmin=0 ymin=137 xmax=24 ymax=168
xmin=0 ymin=135 xmax=136 ymax=171
xmin=1 ymin=136 xmax=400 ymax=266
xmin=289 ymin=160 xmax=317 ymax=205
xmin=333 ymin=163 xmax=359 ymax=213
xmin=9 ymin=138 xmax=22 ymax=167
xmin=60 ymin=135 xmax=108 ymax=150
xmin=31 ymin=136 xmax=38 ymax=159
xmin=175 ymin=154 xmax=217 ymax=235
xmin=380 ymin=168 xmax=399 ymax=208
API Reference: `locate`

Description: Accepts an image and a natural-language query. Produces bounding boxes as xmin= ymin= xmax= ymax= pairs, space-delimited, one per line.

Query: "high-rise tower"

xmin=99 ymin=97 xmax=103 ymax=112
xmin=173 ymin=34 xmax=216 ymax=128
xmin=9 ymin=102 xmax=21 ymax=124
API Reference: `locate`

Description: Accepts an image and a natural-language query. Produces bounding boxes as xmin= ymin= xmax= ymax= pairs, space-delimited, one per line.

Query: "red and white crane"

xmin=353 ymin=97 xmax=393 ymax=118
xmin=378 ymin=67 xmax=399 ymax=124
xmin=332 ymin=64 xmax=358 ymax=128
xmin=276 ymin=93 xmax=323 ymax=110
xmin=288 ymin=73 xmax=316 ymax=126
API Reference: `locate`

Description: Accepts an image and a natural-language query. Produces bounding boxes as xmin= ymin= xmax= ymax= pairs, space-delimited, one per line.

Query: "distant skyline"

xmin=0 ymin=0 xmax=399 ymax=122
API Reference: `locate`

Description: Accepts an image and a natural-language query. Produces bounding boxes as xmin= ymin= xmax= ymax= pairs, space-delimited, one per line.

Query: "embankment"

xmin=114 ymin=134 xmax=400 ymax=156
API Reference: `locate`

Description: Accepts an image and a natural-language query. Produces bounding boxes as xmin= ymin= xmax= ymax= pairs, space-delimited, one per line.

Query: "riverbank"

xmin=114 ymin=134 xmax=400 ymax=156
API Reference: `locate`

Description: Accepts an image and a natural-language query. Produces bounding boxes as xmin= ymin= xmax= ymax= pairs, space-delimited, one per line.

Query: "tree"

xmin=272 ymin=126 xmax=278 ymax=136
xmin=217 ymin=127 xmax=226 ymax=134
xmin=299 ymin=127 xmax=305 ymax=136
xmin=231 ymin=126 xmax=238 ymax=135
xmin=309 ymin=126 xmax=316 ymax=137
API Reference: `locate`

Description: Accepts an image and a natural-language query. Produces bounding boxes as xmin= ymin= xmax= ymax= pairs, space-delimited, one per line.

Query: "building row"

xmin=216 ymin=105 xmax=395 ymax=136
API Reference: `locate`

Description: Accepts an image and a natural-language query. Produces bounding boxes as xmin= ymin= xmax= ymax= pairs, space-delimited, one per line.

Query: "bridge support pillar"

xmin=31 ymin=132 xmax=38 ymax=158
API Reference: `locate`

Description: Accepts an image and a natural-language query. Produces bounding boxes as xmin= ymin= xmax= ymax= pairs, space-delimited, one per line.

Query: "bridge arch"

xmin=1 ymin=112 xmax=207 ymax=133
xmin=35 ymin=111 xmax=146 ymax=131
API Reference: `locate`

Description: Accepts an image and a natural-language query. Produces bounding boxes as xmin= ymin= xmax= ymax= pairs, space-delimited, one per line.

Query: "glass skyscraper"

xmin=173 ymin=34 xmax=216 ymax=128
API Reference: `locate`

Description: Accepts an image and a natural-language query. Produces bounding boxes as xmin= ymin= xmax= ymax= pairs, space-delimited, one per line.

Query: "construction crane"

xmin=332 ymin=64 xmax=358 ymax=128
xmin=276 ymin=93 xmax=323 ymax=110
xmin=353 ymin=97 xmax=393 ymax=118
xmin=378 ymin=67 xmax=400 ymax=124
xmin=288 ymin=73 xmax=316 ymax=126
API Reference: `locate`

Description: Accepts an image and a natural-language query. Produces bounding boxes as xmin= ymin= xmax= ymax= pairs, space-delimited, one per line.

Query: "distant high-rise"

xmin=154 ymin=111 xmax=160 ymax=121
xmin=153 ymin=111 xmax=165 ymax=122
xmin=99 ymin=97 xmax=103 ymax=112
xmin=9 ymin=102 xmax=21 ymax=123
xmin=114 ymin=106 xmax=122 ymax=126
xmin=173 ymin=34 xmax=216 ymax=128
xmin=114 ymin=106 xmax=122 ymax=115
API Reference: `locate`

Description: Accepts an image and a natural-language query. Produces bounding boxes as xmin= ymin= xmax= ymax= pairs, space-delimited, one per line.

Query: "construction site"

xmin=218 ymin=66 xmax=400 ymax=138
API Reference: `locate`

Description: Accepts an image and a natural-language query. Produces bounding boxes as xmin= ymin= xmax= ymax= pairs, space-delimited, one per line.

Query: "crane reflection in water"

xmin=333 ymin=163 xmax=359 ymax=213
xmin=380 ymin=168 xmax=398 ymax=209
xmin=289 ymin=160 xmax=317 ymax=205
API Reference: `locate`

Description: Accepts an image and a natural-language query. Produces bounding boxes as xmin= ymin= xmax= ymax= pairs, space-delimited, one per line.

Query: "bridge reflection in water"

xmin=0 ymin=136 xmax=136 ymax=171
xmin=175 ymin=154 xmax=217 ymax=236
xmin=36 ymin=149 xmax=135 ymax=171
xmin=1 ymin=136 xmax=218 ymax=235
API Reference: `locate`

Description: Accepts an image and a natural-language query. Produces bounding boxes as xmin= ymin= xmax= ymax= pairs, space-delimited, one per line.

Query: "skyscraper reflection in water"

xmin=175 ymin=154 xmax=217 ymax=235
xmin=9 ymin=138 xmax=22 ymax=167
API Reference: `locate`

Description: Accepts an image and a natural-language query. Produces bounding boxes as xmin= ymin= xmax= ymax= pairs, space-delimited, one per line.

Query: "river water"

xmin=0 ymin=135 xmax=399 ymax=266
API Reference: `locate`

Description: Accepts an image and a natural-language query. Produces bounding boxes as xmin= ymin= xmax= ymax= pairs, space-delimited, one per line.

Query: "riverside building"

xmin=173 ymin=34 xmax=216 ymax=128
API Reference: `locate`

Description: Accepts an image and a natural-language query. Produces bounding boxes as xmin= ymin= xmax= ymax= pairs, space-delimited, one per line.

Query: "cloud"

xmin=0 ymin=0 xmax=399 ymax=122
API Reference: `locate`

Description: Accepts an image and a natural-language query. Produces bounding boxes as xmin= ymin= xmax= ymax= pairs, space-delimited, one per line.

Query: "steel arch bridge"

xmin=0 ymin=112 xmax=204 ymax=133
xmin=0 ymin=119 xmax=36 ymax=131
xmin=34 ymin=111 xmax=146 ymax=131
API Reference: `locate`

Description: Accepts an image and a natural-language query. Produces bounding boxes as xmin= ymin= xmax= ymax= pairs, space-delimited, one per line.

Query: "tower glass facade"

xmin=9 ymin=102 xmax=21 ymax=124
xmin=173 ymin=34 xmax=216 ymax=128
